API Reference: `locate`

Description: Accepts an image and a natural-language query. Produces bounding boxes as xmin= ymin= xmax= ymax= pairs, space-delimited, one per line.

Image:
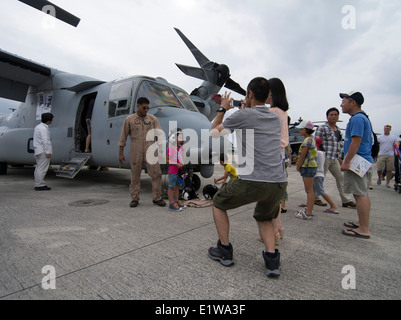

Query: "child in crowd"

xmin=214 ymin=153 xmax=238 ymax=185
xmin=314 ymin=138 xmax=339 ymax=214
xmin=166 ymin=128 xmax=186 ymax=211
xmin=296 ymin=120 xmax=318 ymax=220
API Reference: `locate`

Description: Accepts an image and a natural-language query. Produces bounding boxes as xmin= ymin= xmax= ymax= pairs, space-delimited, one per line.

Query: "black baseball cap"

xmin=340 ymin=91 xmax=364 ymax=106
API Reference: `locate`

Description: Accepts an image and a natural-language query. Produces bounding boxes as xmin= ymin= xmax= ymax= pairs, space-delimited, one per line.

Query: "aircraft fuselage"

xmin=0 ymin=73 xmax=221 ymax=178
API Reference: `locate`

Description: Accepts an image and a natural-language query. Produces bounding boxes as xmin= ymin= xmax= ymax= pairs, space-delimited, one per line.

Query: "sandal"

xmin=324 ymin=209 xmax=339 ymax=214
xmin=295 ymin=209 xmax=312 ymax=220
xmin=344 ymin=222 xmax=359 ymax=229
xmin=342 ymin=229 xmax=370 ymax=239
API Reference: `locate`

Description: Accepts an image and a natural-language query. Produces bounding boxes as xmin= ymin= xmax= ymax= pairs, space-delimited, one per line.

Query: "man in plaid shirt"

xmin=315 ymin=108 xmax=356 ymax=208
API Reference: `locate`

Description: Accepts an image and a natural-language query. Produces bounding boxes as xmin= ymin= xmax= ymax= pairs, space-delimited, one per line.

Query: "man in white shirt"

xmin=377 ymin=125 xmax=398 ymax=188
xmin=33 ymin=113 xmax=54 ymax=191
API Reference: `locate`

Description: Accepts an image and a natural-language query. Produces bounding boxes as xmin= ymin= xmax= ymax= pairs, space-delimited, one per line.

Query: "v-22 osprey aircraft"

xmin=0 ymin=2 xmax=246 ymax=184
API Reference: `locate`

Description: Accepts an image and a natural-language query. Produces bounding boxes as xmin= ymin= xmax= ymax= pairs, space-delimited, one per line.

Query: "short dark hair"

xmin=247 ymin=77 xmax=270 ymax=103
xmin=306 ymin=128 xmax=315 ymax=135
xmin=41 ymin=113 xmax=54 ymax=123
xmin=268 ymin=78 xmax=289 ymax=112
xmin=137 ymin=97 xmax=150 ymax=105
xmin=326 ymin=107 xmax=340 ymax=117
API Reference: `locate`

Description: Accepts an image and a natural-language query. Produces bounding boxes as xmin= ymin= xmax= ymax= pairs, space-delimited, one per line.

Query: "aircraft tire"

xmin=0 ymin=162 xmax=8 ymax=175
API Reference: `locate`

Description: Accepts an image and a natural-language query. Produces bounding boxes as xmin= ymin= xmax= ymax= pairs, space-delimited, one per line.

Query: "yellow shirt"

xmin=224 ymin=163 xmax=238 ymax=180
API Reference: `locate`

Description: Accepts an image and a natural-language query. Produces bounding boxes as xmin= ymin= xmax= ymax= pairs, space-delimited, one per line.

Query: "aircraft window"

xmin=116 ymin=99 xmax=130 ymax=117
xmin=110 ymin=82 xmax=133 ymax=101
xmin=118 ymin=99 xmax=127 ymax=109
xmin=108 ymin=99 xmax=131 ymax=118
xmin=108 ymin=101 xmax=117 ymax=118
xmin=137 ymin=81 xmax=182 ymax=109
xmin=173 ymin=88 xmax=199 ymax=112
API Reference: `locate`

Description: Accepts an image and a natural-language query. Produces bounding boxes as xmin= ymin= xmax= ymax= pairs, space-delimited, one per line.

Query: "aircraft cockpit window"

xmin=173 ymin=88 xmax=199 ymax=112
xmin=137 ymin=81 xmax=180 ymax=109
xmin=137 ymin=81 xmax=196 ymax=111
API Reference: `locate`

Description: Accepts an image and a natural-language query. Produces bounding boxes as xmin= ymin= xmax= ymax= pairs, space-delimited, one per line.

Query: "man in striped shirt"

xmin=315 ymin=108 xmax=356 ymax=208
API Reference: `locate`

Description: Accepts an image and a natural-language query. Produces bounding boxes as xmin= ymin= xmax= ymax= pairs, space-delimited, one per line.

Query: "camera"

xmin=232 ymin=100 xmax=242 ymax=107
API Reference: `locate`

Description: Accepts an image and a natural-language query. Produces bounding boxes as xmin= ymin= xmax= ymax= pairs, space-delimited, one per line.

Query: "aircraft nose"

xmin=155 ymin=108 xmax=228 ymax=165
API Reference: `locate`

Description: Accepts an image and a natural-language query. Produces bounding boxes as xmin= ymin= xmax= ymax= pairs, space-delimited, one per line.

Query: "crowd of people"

xmin=32 ymin=78 xmax=400 ymax=279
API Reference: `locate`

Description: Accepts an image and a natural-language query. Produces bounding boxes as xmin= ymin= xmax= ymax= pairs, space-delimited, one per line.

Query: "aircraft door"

xmin=75 ymin=93 xmax=97 ymax=153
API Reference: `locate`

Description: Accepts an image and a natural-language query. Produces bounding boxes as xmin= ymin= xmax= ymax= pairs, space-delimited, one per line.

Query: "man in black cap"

xmin=340 ymin=91 xmax=374 ymax=239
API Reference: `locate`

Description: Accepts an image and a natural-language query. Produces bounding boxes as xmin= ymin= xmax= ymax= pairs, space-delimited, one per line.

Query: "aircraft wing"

xmin=0 ymin=49 xmax=105 ymax=102
xmin=0 ymin=49 xmax=53 ymax=102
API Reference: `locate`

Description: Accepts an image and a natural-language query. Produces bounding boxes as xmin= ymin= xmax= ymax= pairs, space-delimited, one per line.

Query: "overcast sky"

xmin=0 ymin=0 xmax=400 ymax=136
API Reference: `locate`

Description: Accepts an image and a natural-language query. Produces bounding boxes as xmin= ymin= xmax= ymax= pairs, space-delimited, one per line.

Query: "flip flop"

xmin=324 ymin=209 xmax=339 ymax=214
xmin=342 ymin=229 xmax=370 ymax=239
xmin=344 ymin=222 xmax=359 ymax=229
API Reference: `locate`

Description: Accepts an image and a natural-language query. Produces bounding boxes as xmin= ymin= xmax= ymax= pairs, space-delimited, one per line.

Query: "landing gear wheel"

xmin=191 ymin=174 xmax=201 ymax=191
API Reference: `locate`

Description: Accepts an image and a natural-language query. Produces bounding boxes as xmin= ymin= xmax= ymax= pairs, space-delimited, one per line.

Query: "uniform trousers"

xmin=130 ymin=159 xmax=162 ymax=202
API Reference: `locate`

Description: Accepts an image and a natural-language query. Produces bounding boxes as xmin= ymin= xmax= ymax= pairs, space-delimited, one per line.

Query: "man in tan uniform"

xmin=119 ymin=97 xmax=166 ymax=208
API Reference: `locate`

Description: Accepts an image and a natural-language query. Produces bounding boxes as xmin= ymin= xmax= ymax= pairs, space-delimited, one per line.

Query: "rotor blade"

xmin=19 ymin=0 xmax=80 ymax=27
xmin=174 ymin=28 xmax=212 ymax=68
xmin=224 ymin=78 xmax=246 ymax=96
xmin=175 ymin=64 xmax=216 ymax=82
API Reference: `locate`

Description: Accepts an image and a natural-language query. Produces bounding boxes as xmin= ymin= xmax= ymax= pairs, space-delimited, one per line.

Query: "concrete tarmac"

xmin=0 ymin=163 xmax=400 ymax=300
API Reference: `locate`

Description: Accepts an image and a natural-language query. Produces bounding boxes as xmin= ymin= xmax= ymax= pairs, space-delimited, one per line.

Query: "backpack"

xmin=202 ymin=184 xmax=219 ymax=200
xmin=371 ymin=131 xmax=380 ymax=159
xmin=182 ymin=187 xmax=198 ymax=200
xmin=354 ymin=112 xmax=380 ymax=158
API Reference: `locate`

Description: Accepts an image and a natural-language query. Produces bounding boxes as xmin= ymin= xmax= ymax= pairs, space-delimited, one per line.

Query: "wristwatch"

xmin=217 ymin=107 xmax=227 ymax=113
